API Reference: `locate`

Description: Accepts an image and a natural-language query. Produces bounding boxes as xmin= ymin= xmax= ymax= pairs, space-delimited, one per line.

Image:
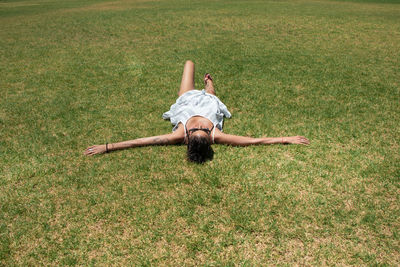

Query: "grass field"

xmin=1 ymin=0 xmax=399 ymax=265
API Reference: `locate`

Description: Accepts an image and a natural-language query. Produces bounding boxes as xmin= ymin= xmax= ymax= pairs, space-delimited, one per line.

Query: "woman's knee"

xmin=185 ymin=60 xmax=194 ymax=66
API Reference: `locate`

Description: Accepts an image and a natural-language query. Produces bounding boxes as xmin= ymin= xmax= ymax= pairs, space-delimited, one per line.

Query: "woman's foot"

xmin=204 ymin=73 xmax=216 ymax=95
xmin=204 ymin=73 xmax=213 ymax=85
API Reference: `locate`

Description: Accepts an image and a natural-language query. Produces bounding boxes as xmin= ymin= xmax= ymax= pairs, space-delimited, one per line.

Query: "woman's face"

xmin=186 ymin=128 xmax=212 ymax=144
xmin=192 ymin=130 xmax=210 ymax=141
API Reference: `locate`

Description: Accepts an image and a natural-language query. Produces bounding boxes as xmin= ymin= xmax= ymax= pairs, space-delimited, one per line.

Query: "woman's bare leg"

xmin=204 ymin=74 xmax=216 ymax=96
xmin=178 ymin=60 xmax=195 ymax=96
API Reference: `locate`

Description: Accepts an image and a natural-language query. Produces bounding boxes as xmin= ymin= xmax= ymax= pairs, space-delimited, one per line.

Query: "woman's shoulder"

xmin=173 ymin=123 xmax=185 ymax=136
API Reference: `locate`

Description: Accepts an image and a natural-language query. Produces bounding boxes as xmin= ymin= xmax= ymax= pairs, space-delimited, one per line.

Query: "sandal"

xmin=204 ymin=73 xmax=213 ymax=85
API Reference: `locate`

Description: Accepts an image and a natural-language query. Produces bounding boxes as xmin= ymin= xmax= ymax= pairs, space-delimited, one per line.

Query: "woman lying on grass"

xmin=85 ymin=60 xmax=310 ymax=163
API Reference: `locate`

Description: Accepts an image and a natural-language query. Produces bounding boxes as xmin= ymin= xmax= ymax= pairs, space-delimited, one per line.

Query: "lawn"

xmin=1 ymin=0 xmax=399 ymax=265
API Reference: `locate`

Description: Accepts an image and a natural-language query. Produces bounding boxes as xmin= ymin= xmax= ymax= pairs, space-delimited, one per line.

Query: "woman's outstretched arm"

xmin=84 ymin=131 xmax=184 ymax=156
xmin=214 ymin=130 xmax=310 ymax=146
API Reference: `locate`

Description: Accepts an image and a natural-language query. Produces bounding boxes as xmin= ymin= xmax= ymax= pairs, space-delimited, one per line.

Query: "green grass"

xmin=1 ymin=0 xmax=399 ymax=265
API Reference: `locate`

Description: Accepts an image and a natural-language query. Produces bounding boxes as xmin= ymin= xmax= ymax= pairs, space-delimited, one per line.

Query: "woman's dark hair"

xmin=187 ymin=135 xmax=214 ymax=163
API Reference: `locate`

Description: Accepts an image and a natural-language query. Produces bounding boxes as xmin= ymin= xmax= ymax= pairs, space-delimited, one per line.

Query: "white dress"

xmin=162 ymin=89 xmax=231 ymax=131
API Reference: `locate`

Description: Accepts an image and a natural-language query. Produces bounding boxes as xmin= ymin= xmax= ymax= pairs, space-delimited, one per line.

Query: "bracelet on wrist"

xmin=106 ymin=142 xmax=109 ymax=153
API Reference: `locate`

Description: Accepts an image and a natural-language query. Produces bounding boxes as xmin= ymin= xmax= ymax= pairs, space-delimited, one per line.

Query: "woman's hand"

xmin=84 ymin=145 xmax=107 ymax=156
xmin=285 ymin=136 xmax=310 ymax=145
